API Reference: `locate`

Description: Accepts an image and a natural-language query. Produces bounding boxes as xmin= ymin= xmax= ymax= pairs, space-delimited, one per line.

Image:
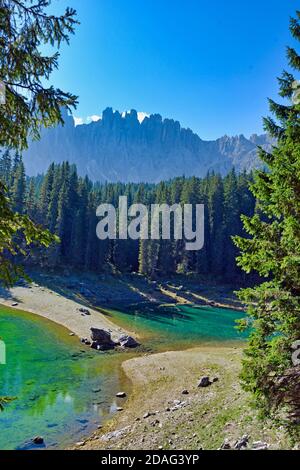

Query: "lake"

xmin=105 ymin=303 xmax=247 ymax=351
xmin=0 ymin=303 xmax=246 ymax=450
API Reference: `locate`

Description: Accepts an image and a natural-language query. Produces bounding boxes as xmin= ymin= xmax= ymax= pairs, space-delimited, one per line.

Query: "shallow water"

xmin=105 ymin=304 xmax=247 ymax=351
xmin=0 ymin=303 xmax=246 ymax=450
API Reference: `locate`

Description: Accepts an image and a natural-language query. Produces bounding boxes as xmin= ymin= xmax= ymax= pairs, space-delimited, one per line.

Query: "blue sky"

xmin=49 ymin=0 xmax=299 ymax=139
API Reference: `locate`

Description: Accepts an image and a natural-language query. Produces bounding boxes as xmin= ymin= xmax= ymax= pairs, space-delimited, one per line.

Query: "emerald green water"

xmin=105 ymin=304 xmax=247 ymax=351
xmin=0 ymin=307 xmax=131 ymax=450
xmin=0 ymin=303 xmax=246 ymax=450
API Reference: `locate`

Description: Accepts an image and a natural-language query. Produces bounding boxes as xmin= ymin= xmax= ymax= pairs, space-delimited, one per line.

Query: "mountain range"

xmin=23 ymin=108 xmax=272 ymax=182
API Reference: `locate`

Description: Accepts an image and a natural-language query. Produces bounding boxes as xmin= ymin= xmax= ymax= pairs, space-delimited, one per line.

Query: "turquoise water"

xmin=105 ymin=304 xmax=247 ymax=351
xmin=0 ymin=303 xmax=246 ymax=450
xmin=0 ymin=307 xmax=131 ymax=450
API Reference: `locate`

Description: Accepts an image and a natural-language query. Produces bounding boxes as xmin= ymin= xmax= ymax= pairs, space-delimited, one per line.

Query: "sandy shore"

xmin=0 ymin=272 xmax=243 ymax=342
xmin=76 ymin=346 xmax=290 ymax=450
xmin=0 ymin=283 xmax=128 ymax=341
xmin=0 ymin=277 xmax=291 ymax=450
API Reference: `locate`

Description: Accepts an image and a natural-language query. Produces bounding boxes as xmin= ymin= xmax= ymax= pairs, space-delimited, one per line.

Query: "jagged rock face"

xmin=23 ymin=108 xmax=273 ymax=182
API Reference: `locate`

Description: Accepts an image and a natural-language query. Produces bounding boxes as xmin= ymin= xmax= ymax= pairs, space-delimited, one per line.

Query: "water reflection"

xmin=0 ymin=307 xmax=130 ymax=450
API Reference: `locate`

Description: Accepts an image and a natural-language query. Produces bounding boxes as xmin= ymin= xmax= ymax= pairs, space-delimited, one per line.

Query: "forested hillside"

xmin=0 ymin=150 xmax=255 ymax=282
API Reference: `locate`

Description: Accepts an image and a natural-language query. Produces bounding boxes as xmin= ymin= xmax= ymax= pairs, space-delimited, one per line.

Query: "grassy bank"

xmin=76 ymin=346 xmax=292 ymax=450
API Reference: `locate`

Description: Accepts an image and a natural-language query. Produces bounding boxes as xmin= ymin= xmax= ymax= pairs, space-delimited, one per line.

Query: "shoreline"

xmin=0 ymin=283 xmax=129 ymax=342
xmin=0 ymin=273 xmax=255 ymax=450
xmin=0 ymin=272 xmax=245 ymax=343
xmin=74 ymin=345 xmax=291 ymax=451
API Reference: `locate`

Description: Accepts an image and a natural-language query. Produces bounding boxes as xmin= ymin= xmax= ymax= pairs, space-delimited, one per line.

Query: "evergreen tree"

xmin=0 ymin=1 xmax=77 ymax=287
xmin=26 ymin=178 xmax=37 ymax=220
xmin=71 ymin=177 xmax=89 ymax=267
xmin=208 ymin=174 xmax=225 ymax=276
xmin=223 ymin=169 xmax=240 ymax=280
xmin=0 ymin=149 xmax=12 ymax=186
xmin=11 ymin=156 xmax=26 ymax=213
xmin=39 ymin=163 xmax=55 ymax=224
xmin=234 ymin=12 xmax=300 ymax=426
xmin=85 ymin=191 xmax=100 ymax=271
xmin=3 ymin=158 xmax=258 ymax=283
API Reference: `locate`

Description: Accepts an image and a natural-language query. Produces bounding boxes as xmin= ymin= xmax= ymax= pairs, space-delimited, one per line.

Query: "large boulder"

xmin=118 ymin=334 xmax=139 ymax=348
xmin=90 ymin=328 xmax=116 ymax=351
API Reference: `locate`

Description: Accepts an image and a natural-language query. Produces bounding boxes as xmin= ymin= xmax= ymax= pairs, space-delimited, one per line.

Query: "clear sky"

xmin=48 ymin=0 xmax=299 ymax=140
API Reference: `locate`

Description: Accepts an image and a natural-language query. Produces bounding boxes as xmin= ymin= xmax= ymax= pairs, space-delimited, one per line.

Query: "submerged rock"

xmin=33 ymin=436 xmax=44 ymax=445
xmin=16 ymin=438 xmax=46 ymax=450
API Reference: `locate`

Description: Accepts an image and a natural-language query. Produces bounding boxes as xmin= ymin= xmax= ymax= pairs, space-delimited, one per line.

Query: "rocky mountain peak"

xmin=23 ymin=108 xmax=272 ymax=183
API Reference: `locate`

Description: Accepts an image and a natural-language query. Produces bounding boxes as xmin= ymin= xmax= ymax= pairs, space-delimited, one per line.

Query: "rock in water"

xmin=118 ymin=335 xmax=139 ymax=348
xmin=198 ymin=376 xmax=211 ymax=388
xmin=33 ymin=436 xmax=44 ymax=445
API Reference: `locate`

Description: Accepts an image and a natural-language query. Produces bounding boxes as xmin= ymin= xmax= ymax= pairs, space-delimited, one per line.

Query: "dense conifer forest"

xmin=0 ymin=150 xmax=255 ymax=282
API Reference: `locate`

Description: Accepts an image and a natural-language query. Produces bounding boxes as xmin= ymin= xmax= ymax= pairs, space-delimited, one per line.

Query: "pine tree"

xmin=196 ymin=176 xmax=210 ymax=275
xmin=39 ymin=163 xmax=55 ymax=224
xmin=234 ymin=12 xmax=300 ymax=427
xmin=0 ymin=149 xmax=12 ymax=186
xmin=11 ymin=156 xmax=26 ymax=213
xmin=26 ymin=178 xmax=37 ymax=219
xmin=85 ymin=192 xmax=100 ymax=271
xmin=71 ymin=177 xmax=89 ymax=267
xmin=223 ymin=169 xmax=240 ymax=280
xmin=0 ymin=1 xmax=77 ymax=287
xmin=208 ymin=174 xmax=225 ymax=276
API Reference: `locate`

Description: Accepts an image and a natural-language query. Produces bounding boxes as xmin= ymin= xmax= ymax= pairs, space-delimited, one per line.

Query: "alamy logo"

xmin=96 ymin=196 xmax=205 ymax=251
xmin=0 ymin=340 xmax=6 ymax=365
xmin=292 ymin=80 xmax=300 ymax=105
xmin=0 ymin=81 xmax=5 ymax=105
xmin=292 ymin=340 xmax=300 ymax=366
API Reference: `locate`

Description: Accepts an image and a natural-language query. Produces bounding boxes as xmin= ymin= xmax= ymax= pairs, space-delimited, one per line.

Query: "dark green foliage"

xmin=11 ymin=156 xmax=26 ymax=213
xmin=0 ymin=178 xmax=57 ymax=286
xmin=0 ymin=1 xmax=78 ymax=288
xmin=234 ymin=12 xmax=300 ymax=427
xmin=0 ymin=0 xmax=78 ymax=150
xmin=0 ymin=153 xmax=255 ymax=281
